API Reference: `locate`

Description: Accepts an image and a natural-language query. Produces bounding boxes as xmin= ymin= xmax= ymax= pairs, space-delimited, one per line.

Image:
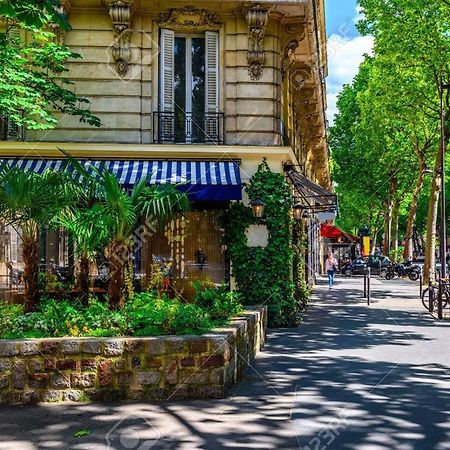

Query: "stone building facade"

xmin=0 ymin=0 xmax=331 ymax=289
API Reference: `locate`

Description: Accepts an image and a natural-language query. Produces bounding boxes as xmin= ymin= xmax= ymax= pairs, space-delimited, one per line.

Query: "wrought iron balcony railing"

xmin=0 ymin=114 xmax=24 ymax=141
xmin=153 ymin=111 xmax=225 ymax=145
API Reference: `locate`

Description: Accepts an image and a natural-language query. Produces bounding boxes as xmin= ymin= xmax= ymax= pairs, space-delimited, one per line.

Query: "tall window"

xmin=157 ymin=29 xmax=221 ymax=144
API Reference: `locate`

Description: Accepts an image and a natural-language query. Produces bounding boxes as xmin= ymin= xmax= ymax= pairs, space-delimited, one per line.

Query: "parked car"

xmin=341 ymin=255 xmax=391 ymax=277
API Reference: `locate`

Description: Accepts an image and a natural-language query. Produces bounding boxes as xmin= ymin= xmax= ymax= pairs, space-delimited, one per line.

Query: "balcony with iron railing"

xmin=153 ymin=111 xmax=225 ymax=145
xmin=0 ymin=114 xmax=24 ymax=141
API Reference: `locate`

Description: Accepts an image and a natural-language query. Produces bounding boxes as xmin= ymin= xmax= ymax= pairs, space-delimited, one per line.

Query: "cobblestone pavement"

xmin=1 ymin=276 xmax=450 ymax=450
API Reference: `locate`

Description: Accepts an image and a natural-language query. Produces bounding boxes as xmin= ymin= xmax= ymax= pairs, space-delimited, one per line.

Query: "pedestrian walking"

xmin=325 ymin=253 xmax=338 ymax=289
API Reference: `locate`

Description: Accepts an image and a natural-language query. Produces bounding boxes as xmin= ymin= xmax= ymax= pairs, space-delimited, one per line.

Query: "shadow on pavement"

xmin=1 ymin=279 xmax=450 ymax=449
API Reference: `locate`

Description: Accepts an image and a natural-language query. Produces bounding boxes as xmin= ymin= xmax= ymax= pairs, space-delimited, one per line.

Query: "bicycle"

xmin=421 ymin=281 xmax=450 ymax=312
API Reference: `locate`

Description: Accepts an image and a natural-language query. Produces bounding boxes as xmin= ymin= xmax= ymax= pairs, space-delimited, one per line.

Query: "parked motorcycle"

xmin=385 ymin=260 xmax=421 ymax=281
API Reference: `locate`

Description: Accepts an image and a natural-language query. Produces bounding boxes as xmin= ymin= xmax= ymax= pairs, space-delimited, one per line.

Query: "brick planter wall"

xmin=0 ymin=307 xmax=267 ymax=405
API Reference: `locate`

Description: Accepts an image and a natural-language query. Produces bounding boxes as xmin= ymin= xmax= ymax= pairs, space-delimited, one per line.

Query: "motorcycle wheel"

xmin=344 ymin=269 xmax=353 ymax=277
xmin=409 ymin=271 xmax=420 ymax=282
xmin=386 ymin=271 xmax=395 ymax=280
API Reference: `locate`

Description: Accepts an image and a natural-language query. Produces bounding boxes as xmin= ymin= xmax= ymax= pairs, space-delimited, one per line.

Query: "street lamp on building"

xmin=293 ymin=203 xmax=311 ymax=221
xmin=251 ymin=198 xmax=265 ymax=218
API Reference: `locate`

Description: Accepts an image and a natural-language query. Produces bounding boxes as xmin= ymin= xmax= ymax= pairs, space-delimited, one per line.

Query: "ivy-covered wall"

xmin=223 ymin=160 xmax=308 ymax=327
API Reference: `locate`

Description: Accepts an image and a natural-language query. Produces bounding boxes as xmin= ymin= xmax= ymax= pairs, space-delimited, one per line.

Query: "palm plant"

xmin=53 ymin=204 xmax=110 ymax=305
xmin=67 ymin=160 xmax=190 ymax=309
xmin=100 ymin=171 xmax=190 ymax=309
xmin=0 ymin=167 xmax=73 ymax=312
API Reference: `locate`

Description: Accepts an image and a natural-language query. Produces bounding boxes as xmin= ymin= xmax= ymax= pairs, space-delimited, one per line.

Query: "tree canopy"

xmin=0 ymin=0 xmax=100 ymax=130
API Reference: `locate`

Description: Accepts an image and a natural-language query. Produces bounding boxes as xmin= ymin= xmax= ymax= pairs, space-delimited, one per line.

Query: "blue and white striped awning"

xmin=0 ymin=159 xmax=242 ymax=201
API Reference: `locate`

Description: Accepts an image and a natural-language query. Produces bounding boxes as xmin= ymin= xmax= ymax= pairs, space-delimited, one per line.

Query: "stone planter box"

xmin=0 ymin=307 xmax=267 ymax=405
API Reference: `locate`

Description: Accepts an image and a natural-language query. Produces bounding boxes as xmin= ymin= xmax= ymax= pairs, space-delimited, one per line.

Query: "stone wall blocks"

xmin=124 ymin=339 xmax=146 ymax=354
xmin=0 ymin=342 xmax=19 ymax=356
xmin=0 ymin=359 xmax=12 ymax=372
xmin=179 ymin=369 xmax=209 ymax=385
xmin=0 ymin=374 xmax=10 ymax=389
xmin=81 ymin=339 xmax=102 ymax=355
xmin=146 ymin=357 xmax=163 ymax=368
xmin=61 ymin=340 xmax=81 ymax=355
xmin=137 ymin=371 xmax=161 ymax=386
xmin=71 ymin=373 xmax=96 ymax=389
xmin=103 ymin=339 xmax=125 ymax=356
xmin=0 ymin=308 xmax=266 ymax=404
xmin=187 ymin=338 xmax=208 ymax=354
xmin=40 ymin=340 xmax=61 ymax=356
xmin=50 ymin=373 xmax=71 ymax=389
xmin=20 ymin=341 xmax=40 ymax=356
xmin=147 ymin=338 xmax=166 ymax=356
xmin=166 ymin=337 xmax=187 ymax=354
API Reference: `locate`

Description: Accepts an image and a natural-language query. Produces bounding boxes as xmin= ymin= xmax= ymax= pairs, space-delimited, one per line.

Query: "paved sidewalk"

xmin=1 ymin=277 xmax=450 ymax=449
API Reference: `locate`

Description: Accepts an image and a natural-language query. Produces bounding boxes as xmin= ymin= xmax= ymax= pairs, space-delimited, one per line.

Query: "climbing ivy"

xmin=293 ymin=220 xmax=311 ymax=311
xmin=223 ymin=160 xmax=306 ymax=327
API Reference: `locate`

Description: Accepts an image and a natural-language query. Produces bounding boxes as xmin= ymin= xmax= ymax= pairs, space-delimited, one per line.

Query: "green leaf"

xmin=74 ymin=429 xmax=91 ymax=438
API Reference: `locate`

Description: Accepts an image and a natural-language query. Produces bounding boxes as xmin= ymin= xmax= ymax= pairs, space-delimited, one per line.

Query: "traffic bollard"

xmin=367 ymin=267 xmax=371 ymax=305
xmin=428 ymin=278 xmax=434 ymax=313
xmin=363 ymin=267 xmax=367 ymax=298
xmin=419 ymin=271 xmax=423 ymax=298
xmin=438 ymin=278 xmax=443 ymax=319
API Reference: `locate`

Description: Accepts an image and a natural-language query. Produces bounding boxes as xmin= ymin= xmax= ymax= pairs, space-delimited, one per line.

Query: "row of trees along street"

xmin=331 ymin=0 xmax=450 ymax=282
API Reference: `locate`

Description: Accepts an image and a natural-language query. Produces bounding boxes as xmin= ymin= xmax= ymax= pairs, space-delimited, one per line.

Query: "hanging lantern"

xmin=293 ymin=204 xmax=304 ymax=221
xmin=251 ymin=198 xmax=265 ymax=218
xmin=303 ymin=210 xmax=311 ymax=220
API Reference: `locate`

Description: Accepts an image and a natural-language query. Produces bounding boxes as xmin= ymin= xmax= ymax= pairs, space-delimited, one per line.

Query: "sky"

xmin=325 ymin=0 xmax=374 ymax=122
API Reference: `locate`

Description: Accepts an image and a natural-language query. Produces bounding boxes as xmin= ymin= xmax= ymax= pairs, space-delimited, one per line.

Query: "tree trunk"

xmin=77 ymin=255 xmax=91 ymax=306
xmin=383 ymin=201 xmax=392 ymax=255
xmin=403 ymin=170 xmax=425 ymax=260
xmin=22 ymin=231 xmax=40 ymax=313
xmin=404 ymin=132 xmax=428 ymax=261
xmin=390 ymin=199 xmax=400 ymax=254
xmin=371 ymin=228 xmax=380 ymax=254
xmin=424 ymin=133 xmax=448 ymax=283
xmin=107 ymin=240 xmax=128 ymax=310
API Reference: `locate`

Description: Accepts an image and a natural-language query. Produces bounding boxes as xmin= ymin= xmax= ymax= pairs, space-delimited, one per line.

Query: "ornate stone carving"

xmin=245 ymin=4 xmax=269 ymax=80
xmin=285 ymin=21 xmax=306 ymax=39
xmin=158 ymin=6 xmax=221 ymax=31
xmin=107 ymin=1 xmax=134 ymax=77
xmin=49 ymin=0 xmax=71 ymax=44
xmin=281 ymin=39 xmax=299 ymax=78
xmin=290 ymin=63 xmax=313 ymax=91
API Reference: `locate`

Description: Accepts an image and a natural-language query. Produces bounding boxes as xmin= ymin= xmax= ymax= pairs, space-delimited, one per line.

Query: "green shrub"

xmin=125 ymin=292 xmax=213 ymax=336
xmin=0 ymin=284 xmax=242 ymax=339
xmin=192 ymin=281 xmax=244 ymax=320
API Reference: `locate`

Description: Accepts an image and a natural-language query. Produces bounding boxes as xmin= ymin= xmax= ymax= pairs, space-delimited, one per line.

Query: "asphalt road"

xmin=1 ymin=277 xmax=450 ymax=449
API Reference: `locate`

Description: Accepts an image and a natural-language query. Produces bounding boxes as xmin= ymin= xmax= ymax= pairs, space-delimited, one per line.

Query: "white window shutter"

xmin=159 ymin=29 xmax=175 ymax=112
xmin=205 ymin=31 xmax=219 ymax=113
xmin=7 ymin=26 xmax=21 ymax=46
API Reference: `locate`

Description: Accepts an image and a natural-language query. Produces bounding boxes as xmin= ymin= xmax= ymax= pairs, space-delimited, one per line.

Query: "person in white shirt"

xmin=325 ymin=253 xmax=338 ymax=289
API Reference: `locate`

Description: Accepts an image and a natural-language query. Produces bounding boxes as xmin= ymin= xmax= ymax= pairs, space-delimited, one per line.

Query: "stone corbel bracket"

xmin=49 ymin=0 xmax=71 ymax=44
xmin=106 ymin=0 xmax=134 ymax=77
xmin=245 ymin=4 xmax=269 ymax=80
xmin=281 ymin=39 xmax=299 ymax=78
xmin=281 ymin=20 xmax=306 ymax=78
